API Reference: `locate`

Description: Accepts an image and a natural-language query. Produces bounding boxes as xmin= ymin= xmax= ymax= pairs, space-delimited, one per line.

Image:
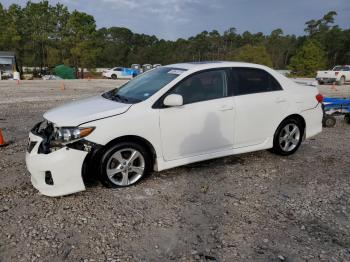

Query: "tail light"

xmin=335 ymin=72 xmax=339 ymax=76
xmin=316 ymin=94 xmax=323 ymax=103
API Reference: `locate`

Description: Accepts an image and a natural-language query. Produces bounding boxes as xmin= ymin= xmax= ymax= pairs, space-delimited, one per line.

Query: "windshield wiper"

xmin=114 ymin=94 xmax=128 ymax=102
xmin=103 ymin=92 xmax=141 ymax=104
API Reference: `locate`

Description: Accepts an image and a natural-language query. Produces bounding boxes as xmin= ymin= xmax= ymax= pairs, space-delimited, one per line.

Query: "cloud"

xmin=1 ymin=0 xmax=349 ymax=40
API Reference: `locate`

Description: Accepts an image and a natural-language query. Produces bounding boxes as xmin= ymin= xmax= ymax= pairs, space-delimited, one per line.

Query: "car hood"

xmin=44 ymin=95 xmax=132 ymax=126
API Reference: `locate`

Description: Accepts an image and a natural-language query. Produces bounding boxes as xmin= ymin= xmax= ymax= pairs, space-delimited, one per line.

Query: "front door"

xmin=159 ymin=69 xmax=235 ymax=161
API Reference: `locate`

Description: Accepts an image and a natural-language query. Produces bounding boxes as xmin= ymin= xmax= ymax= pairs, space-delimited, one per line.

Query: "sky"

xmin=1 ymin=0 xmax=350 ymax=40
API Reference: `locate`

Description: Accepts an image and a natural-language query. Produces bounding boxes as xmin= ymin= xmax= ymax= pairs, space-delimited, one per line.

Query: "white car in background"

xmin=102 ymin=67 xmax=137 ymax=79
xmin=26 ymin=62 xmax=323 ymax=197
xmin=316 ymin=65 xmax=350 ymax=85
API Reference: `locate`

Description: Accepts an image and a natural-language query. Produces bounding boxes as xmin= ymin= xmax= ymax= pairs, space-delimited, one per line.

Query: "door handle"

xmin=220 ymin=105 xmax=234 ymax=111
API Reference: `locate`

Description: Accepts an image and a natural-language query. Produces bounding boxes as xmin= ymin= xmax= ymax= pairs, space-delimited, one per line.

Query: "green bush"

xmin=288 ymin=40 xmax=327 ymax=77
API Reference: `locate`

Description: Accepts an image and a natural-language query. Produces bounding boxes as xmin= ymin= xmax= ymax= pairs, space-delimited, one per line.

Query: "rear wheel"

xmin=344 ymin=114 xmax=350 ymax=124
xmin=272 ymin=118 xmax=304 ymax=156
xmin=337 ymin=76 xmax=345 ymax=86
xmin=322 ymin=115 xmax=336 ymax=128
xmin=99 ymin=142 xmax=152 ymax=188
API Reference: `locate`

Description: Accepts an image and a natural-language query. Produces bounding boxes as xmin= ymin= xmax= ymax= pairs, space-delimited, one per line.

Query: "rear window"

xmin=333 ymin=66 xmax=350 ymax=71
xmin=231 ymin=68 xmax=282 ymax=96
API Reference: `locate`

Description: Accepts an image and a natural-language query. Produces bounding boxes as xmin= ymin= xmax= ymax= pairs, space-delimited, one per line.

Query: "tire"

xmin=337 ymin=76 xmax=345 ymax=86
xmin=322 ymin=115 xmax=336 ymax=128
xmin=99 ymin=142 xmax=152 ymax=188
xmin=344 ymin=114 xmax=350 ymax=124
xmin=111 ymin=74 xmax=117 ymax=80
xmin=271 ymin=118 xmax=304 ymax=156
xmin=317 ymin=80 xmax=323 ymax=85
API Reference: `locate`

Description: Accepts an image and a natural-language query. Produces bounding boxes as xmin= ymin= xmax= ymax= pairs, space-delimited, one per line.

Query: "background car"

xmin=316 ymin=65 xmax=350 ymax=85
xmin=102 ymin=67 xmax=138 ymax=79
xmin=142 ymin=64 xmax=153 ymax=72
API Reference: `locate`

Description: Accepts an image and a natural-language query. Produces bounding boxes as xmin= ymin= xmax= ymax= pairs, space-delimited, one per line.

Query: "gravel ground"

xmin=0 ymin=80 xmax=350 ymax=262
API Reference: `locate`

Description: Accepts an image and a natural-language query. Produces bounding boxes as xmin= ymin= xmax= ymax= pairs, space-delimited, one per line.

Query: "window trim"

xmin=230 ymin=67 xmax=283 ymax=96
xmin=152 ymin=67 xmax=232 ymax=109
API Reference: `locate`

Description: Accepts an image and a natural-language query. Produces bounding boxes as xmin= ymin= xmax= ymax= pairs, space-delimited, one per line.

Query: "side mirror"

xmin=163 ymin=94 xmax=183 ymax=107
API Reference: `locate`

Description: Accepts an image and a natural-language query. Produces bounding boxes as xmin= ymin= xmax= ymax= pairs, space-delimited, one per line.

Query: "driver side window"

xmin=169 ymin=69 xmax=228 ymax=105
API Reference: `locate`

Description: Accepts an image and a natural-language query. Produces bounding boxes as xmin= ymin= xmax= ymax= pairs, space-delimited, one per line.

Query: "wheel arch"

xmin=82 ymin=135 xmax=158 ymax=185
xmin=277 ymin=114 xmax=306 ymax=136
xmin=104 ymin=135 xmax=157 ymax=169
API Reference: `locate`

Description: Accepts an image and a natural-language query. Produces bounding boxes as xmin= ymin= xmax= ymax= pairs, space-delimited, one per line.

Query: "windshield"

xmin=103 ymin=67 xmax=186 ymax=103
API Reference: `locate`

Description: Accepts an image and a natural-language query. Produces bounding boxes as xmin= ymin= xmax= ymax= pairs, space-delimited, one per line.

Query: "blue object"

xmin=120 ymin=68 xmax=138 ymax=77
xmin=323 ymin=97 xmax=350 ymax=114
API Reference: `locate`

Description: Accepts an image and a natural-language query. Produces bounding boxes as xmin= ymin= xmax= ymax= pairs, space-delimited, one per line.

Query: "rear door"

xmin=231 ymin=67 xmax=289 ymax=148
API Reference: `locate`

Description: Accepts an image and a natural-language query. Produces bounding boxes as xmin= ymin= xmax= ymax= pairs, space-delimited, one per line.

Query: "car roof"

xmin=164 ymin=61 xmax=267 ymax=71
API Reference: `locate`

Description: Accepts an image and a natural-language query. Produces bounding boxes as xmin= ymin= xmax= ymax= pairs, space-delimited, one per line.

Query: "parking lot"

xmin=0 ymin=80 xmax=350 ymax=261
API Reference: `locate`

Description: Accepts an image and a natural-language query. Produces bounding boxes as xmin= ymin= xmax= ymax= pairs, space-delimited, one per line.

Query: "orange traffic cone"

xmin=0 ymin=129 xmax=8 ymax=147
xmin=60 ymin=82 xmax=65 ymax=91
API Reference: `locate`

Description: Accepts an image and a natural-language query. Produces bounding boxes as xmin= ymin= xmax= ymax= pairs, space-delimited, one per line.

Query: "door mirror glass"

xmin=163 ymin=94 xmax=183 ymax=107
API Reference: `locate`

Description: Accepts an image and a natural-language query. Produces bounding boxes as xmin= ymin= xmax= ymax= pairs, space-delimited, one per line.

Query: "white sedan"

xmin=102 ymin=67 xmax=137 ymax=79
xmin=26 ymin=62 xmax=323 ymax=197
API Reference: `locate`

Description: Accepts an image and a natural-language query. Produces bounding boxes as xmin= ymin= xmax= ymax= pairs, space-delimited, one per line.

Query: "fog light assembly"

xmin=45 ymin=171 xmax=54 ymax=185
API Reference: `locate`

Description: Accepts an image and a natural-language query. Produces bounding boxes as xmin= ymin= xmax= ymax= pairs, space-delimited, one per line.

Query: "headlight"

xmin=54 ymin=127 xmax=95 ymax=144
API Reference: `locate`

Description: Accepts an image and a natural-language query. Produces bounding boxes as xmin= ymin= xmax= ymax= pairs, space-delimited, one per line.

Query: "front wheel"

xmin=99 ymin=142 xmax=152 ymax=188
xmin=272 ymin=119 xmax=304 ymax=156
xmin=111 ymin=74 xmax=117 ymax=80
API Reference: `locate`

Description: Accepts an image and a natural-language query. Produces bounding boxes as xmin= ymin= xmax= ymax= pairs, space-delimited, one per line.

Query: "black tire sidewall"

xmin=99 ymin=142 xmax=152 ymax=188
xmin=272 ymin=118 xmax=304 ymax=156
xmin=338 ymin=76 xmax=345 ymax=86
xmin=344 ymin=115 xmax=350 ymax=124
xmin=323 ymin=116 xmax=336 ymax=127
xmin=111 ymin=74 xmax=117 ymax=79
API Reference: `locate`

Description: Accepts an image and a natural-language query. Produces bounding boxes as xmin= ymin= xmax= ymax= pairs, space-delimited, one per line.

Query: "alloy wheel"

xmin=279 ymin=123 xmax=301 ymax=152
xmin=106 ymin=148 xmax=145 ymax=186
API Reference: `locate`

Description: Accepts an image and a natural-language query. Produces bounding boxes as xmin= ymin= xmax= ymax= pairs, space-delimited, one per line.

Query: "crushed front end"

xmin=25 ymin=121 xmax=99 ymax=197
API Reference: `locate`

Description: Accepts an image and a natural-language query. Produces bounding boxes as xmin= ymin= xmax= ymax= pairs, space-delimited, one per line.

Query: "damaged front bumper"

xmin=26 ymin=132 xmax=88 ymax=197
xmin=25 ymin=121 xmax=100 ymax=197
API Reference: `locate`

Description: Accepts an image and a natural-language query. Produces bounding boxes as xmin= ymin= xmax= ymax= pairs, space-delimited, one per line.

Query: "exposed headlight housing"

xmin=54 ymin=127 xmax=95 ymax=144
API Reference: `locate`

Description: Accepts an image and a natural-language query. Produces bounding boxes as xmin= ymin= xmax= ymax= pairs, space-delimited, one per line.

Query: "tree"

xmin=65 ymin=11 xmax=100 ymax=78
xmin=288 ymin=39 xmax=327 ymax=77
xmin=0 ymin=3 xmax=348 ymax=73
xmin=265 ymin=29 xmax=299 ymax=69
xmin=305 ymin=11 xmax=337 ymax=36
xmin=233 ymin=44 xmax=273 ymax=67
